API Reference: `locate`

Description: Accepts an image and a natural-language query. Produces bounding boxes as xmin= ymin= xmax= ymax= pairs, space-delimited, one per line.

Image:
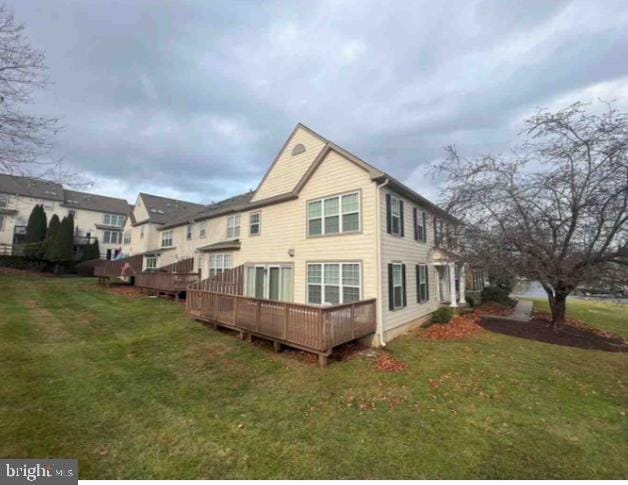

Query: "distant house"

xmin=129 ymin=124 xmax=481 ymax=344
xmin=0 ymin=173 xmax=129 ymax=260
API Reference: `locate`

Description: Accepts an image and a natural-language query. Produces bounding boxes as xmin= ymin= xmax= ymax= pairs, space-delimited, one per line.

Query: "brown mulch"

xmin=478 ymin=313 xmax=627 ymax=352
xmin=106 ymin=285 xmax=145 ymax=299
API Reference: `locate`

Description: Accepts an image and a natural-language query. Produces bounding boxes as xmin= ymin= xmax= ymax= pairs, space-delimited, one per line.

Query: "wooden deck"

xmin=186 ymin=290 xmax=376 ymax=366
xmin=135 ymin=271 xmax=200 ymax=299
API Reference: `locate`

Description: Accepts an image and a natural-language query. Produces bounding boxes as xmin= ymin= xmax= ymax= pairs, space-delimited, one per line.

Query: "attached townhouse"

xmin=137 ymin=123 xmax=469 ymax=344
xmin=0 ymin=173 xmax=130 ymax=260
xmin=122 ymin=192 xmax=205 ymax=270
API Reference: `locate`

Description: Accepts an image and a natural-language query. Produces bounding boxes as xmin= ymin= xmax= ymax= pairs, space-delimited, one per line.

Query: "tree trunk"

xmin=550 ymin=293 xmax=567 ymax=332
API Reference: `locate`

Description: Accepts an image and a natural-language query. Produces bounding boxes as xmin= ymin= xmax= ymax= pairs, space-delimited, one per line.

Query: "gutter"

xmin=375 ymin=177 xmax=389 ymax=347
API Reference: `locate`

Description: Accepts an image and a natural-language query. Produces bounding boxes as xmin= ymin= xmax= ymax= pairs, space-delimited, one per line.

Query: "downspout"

xmin=375 ymin=177 xmax=389 ymax=347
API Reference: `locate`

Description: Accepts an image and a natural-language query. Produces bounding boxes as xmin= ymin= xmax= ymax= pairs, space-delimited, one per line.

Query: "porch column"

xmin=448 ymin=262 xmax=458 ymax=307
xmin=459 ymin=264 xmax=466 ymax=305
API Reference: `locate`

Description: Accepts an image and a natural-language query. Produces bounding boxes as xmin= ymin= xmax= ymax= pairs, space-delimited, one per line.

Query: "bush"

xmin=465 ymin=294 xmax=478 ymax=307
xmin=431 ymin=307 xmax=454 ymax=324
xmin=481 ymin=285 xmax=515 ymax=306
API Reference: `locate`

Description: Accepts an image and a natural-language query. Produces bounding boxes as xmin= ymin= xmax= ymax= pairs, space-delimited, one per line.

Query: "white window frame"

xmin=249 ymin=211 xmax=261 ymax=236
xmin=307 ymin=191 xmax=360 ymax=237
xmin=0 ymin=194 xmax=8 ymax=209
xmin=245 ymin=264 xmax=293 ymax=302
xmin=416 ymin=209 xmax=425 ymax=242
xmin=104 ymin=214 xmax=124 ymax=227
xmin=392 ymin=263 xmax=404 ymax=309
xmin=391 ymin=196 xmax=402 ymax=236
xmin=145 ymin=256 xmax=157 ymax=270
xmin=161 ymin=230 xmax=173 ymax=247
xmin=199 ymin=222 xmax=207 ymax=239
xmin=186 ymin=225 xmax=193 ymax=241
xmin=208 ymin=253 xmax=232 ymax=277
xmin=307 ymin=262 xmax=361 ymax=305
xmin=227 ymin=215 xmax=240 ymax=239
xmin=103 ymin=230 xmax=122 ymax=244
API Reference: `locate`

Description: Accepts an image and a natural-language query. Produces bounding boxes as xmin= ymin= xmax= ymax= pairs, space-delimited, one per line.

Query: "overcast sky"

xmin=12 ymin=0 xmax=628 ymax=205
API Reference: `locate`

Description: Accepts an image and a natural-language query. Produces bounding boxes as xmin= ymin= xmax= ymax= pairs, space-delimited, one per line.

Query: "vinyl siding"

xmin=251 ymin=126 xmax=326 ymax=202
xmin=380 ymin=188 xmax=441 ymax=333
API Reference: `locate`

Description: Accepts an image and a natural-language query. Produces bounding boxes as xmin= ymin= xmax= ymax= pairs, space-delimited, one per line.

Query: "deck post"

xmin=318 ymin=353 xmax=328 ymax=368
xmin=273 ymin=341 xmax=282 ymax=353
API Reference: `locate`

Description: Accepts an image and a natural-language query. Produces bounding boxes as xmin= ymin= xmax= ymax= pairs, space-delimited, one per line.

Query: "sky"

xmin=12 ymin=0 xmax=628 ymax=205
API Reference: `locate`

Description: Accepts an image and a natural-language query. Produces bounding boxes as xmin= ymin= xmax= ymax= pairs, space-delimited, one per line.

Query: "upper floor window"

xmin=0 ymin=194 xmax=8 ymax=208
xmin=161 ymin=230 xmax=173 ymax=247
xmin=227 ymin=215 xmax=240 ymax=239
xmin=199 ymin=222 xmax=207 ymax=239
xmin=414 ymin=207 xmax=426 ymax=242
xmin=308 ymin=191 xmax=360 ymax=237
xmin=386 ymin=194 xmax=404 ymax=237
xmin=249 ymin=212 xmax=261 ymax=236
xmin=186 ymin=225 xmax=193 ymax=240
xmin=123 ymin=231 xmax=131 ymax=245
xmin=104 ymin=214 xmax=124 ymax=226
xmin=103 ymin=230 xmax=122 ymax=244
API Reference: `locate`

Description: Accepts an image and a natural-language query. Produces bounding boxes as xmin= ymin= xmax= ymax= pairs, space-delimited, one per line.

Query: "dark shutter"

xmin=388 ymin=263 xmax=394 ymax=310
xmin=386 ymin=194 xmax=392 ymax=234
xmin=425 ymin=265 xmax=430 ymax=301
xmin=415 ymin=264 xmax=420 ymax=303
xmin=413 ymin=207 xmax=418 ymax=241
xmin=399 ymin=201 xmax=405 ymax=237
xmin=401 ymin=264 xmax=407 ymax=307
xmin=422 ymin=211 xmax=427 ymax=242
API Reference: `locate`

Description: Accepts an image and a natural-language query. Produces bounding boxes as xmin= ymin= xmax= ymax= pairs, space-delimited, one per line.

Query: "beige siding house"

xmin=0 ymin=174 xmax=129 ymax=259
xmin=142 ymin=123 xmax=465 ymax=345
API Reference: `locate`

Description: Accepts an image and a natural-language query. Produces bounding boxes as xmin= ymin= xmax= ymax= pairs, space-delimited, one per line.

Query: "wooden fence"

xmin=134 ymin=272 xmax=200 ymax=295
xmin=188 ymin=265 xmax=244 ymax=295
xmin=156 ymin=257 xmax=194 ymax=274
xmin=94 ymin=254 xmax=144 ymax=278
xmin=186 ymin=290 xmax=376 ymax=365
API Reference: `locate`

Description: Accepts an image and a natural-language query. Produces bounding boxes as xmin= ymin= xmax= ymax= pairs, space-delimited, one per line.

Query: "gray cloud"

xmin=12 ymin=0 xmax=628 ymax=204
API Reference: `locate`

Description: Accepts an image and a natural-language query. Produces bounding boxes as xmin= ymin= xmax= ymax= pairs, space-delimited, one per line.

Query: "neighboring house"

xmin=0 ymin=173 xmax=129 ymax=260
xmin=141 ymin=123 xmax=470 ymax=344
xmin=121 ymin=193 xmax=205 ymax=270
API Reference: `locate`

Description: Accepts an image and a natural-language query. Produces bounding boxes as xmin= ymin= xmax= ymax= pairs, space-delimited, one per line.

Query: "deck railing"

xmin=135 ymin=272 xmax=200 ymax=293
xmin=186 ymin=290 xmax=376 ymax=363
xmin=188 ymin=265 xmax=244 ymax=295
xmin=94 ymin=254 xmax=144 ymax=278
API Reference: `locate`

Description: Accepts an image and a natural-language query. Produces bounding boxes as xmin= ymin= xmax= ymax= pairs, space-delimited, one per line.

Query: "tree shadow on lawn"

xmin=479 ymin=317 xmax=627 ymax=352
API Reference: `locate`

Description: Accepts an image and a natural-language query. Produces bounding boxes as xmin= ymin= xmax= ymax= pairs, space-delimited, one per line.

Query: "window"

xmin=161 ymin=230 xmax=173 ymax=247
xmin=186 ymin=225 xmax=193 ymax=240
xmin=208 ymin=253 xmax=232 ymax=277
xmin=388 ymin=263 xmax=406 ymax=310
xmin=414 ymin=208 xmax=426 ymax=242
xmin=245 ymin=264 xmax=293 ymax=302
xmin=227 ymin=215 xmax=240 ymax=239
xmin=104 ymin=214 xmax=124 ymax=226
xmin=0 ymin=214 xmax=4 ymax=231
xmin=416 ymin=264 xmax=430 ymax=303
xmin=68 ymin=209 xmax=76 ymax=218
xmin=308 ymin=191 xmax=360 ymax=236
xmin=434 ymin=217 xmax=444 ymax=247
xmin=123 ymin=231 xmax=131 ymax=245
xmin=145 ymin=256 xmax=157 ymax=270
xmin=0 ymin=194 xmax=8 ymax=209
xmin=249 ymin=212 xmax=261 ymax=236
xmin=103 ymin=230 xmax=122 ymax=244
xmin=199 ymin=222 xmax=206 ymax=239
xmin=307 ymin=263 xmax=361 ymax=305
xmin=389 ymin=195 xmax=403 ymax=236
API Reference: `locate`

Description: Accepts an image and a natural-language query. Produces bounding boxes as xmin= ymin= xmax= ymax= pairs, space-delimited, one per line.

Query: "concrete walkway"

xmin=485 ymin=299 xmax=533 ymax=323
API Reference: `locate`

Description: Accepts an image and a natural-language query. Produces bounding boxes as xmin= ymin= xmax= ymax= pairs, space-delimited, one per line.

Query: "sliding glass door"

xmin=246 ymin=265 xmax=293 ymax=302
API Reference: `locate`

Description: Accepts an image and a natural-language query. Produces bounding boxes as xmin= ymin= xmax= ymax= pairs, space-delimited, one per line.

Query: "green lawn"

xmin=1 ymin=274 xmax=626 ymax=479
xmin=526 ymin=297 xmax=628 ymax=339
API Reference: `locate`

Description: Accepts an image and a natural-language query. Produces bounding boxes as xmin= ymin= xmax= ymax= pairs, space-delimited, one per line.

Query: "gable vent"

xmin=291 ymin=143 xmax=305 ymax=156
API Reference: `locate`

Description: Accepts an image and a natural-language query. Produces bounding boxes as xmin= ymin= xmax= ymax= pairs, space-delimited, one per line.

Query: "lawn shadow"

xmin=479 ymin=317 xmax=627 ymax=352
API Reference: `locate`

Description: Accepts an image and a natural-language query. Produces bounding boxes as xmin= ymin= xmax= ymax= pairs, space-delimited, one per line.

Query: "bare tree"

xmin=0 ymin=5 xmax=59 ymax=175
xmin=437 ymin=102 xmax=628 ymax=331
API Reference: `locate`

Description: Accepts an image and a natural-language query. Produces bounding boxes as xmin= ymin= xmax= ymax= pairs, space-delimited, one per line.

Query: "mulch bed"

xmin=479 ymin=312 xmax=627 ymax=352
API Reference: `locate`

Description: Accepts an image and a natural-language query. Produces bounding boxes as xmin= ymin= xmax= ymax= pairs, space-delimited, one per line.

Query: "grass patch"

xmin=1 ymin=274 xmax=627 ymax=479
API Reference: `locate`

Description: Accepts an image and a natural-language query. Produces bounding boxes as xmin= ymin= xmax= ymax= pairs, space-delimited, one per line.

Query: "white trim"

xmin=307 ymin=262 xmax=361 ymax=305
xmin=307 ymin=191 xmax=360 ymax=236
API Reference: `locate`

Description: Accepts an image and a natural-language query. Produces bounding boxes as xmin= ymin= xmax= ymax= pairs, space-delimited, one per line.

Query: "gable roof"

xmin=158 ymin=192 xmax=252 ymax=230
xmin=138 ymin=193 xmax=205 ymax=225
xmin=63 ymin=189 xmax=129 ymax=215
xmin=0 ymin=173 xmax=64 ymax=201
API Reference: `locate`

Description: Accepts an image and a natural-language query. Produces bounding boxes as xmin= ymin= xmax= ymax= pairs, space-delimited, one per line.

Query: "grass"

xmin=1 ymin=273 xmax=626 ymax=479
xmin=525 ymin=297 xmax=628 ymax=338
